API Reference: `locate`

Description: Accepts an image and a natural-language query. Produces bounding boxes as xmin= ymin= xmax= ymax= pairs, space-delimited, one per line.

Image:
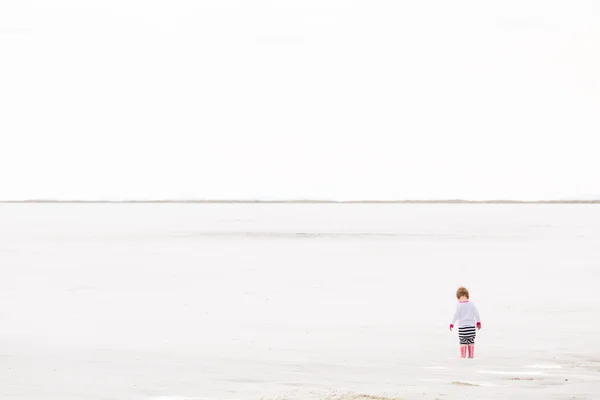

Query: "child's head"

xmin=456 ymin=286 xmax=470 ymax=300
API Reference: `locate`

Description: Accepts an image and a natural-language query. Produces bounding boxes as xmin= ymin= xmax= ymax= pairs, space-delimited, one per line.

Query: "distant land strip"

xmin=1 ymin=200 xmax=599 ymax=204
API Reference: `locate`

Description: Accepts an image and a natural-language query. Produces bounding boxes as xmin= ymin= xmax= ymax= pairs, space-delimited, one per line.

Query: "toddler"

xmin=449 ymin=286 xmax=481 ymax=358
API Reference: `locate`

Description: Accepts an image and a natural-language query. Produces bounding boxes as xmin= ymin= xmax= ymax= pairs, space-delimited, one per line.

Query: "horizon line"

xmin=1 ymin=199 xmax=599 ymax=204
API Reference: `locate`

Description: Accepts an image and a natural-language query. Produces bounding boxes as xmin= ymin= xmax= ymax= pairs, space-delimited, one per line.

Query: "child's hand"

xmin=476 ymin=322 xmax=481 ymax=330
xmin=449 ymin=324 xmax=454 ymax=332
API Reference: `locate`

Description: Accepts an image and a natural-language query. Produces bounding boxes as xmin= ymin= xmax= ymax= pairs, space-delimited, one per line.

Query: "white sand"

xmin=0 ymin=204 xmax=598 ymax=399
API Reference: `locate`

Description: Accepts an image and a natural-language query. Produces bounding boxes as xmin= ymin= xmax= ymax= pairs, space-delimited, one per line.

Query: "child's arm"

xmin=473 ymin=304 xmax=481 ymax=329
xmin=449 ymin=304 xmax=459 ymax=331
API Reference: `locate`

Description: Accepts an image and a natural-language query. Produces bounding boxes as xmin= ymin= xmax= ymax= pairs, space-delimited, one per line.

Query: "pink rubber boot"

xmin=460 ymin=345 xmax=467 ymax=358
xmin=467 ymin=345 xmax=475 ymax=358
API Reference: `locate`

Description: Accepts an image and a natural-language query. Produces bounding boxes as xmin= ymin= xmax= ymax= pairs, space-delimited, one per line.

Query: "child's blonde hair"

xmin=456 ymin=286 xmax=470 ymax=299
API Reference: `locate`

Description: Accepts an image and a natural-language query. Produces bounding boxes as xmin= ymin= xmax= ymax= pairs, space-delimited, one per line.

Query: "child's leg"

xmin=467 ymin=344 xmax=474 ymax=358
xmin=468 ymin=330 xmax=477 ymax=358
xmin=458 ymin=326 xmax=473 ymax=358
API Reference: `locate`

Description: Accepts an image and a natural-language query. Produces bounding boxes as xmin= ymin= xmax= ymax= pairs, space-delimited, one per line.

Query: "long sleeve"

xmin=473 ymin=304 xmax=481 ymax=323
xmin=450 ymin=304 xmax=459 ymax=325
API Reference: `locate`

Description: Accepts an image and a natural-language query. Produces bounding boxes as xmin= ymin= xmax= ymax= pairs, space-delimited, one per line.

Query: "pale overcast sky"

xmin=1 ymin=1 xmax=599 ymax=200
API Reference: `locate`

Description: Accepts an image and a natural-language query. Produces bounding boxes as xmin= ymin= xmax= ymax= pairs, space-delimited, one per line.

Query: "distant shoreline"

xmin=1 ymin=200 xmax=599 ymax=204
